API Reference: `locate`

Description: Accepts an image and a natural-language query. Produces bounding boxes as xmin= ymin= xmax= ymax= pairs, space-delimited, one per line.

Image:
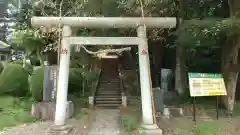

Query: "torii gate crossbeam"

xmin=31 ymin=17 xmax=177 ymax=134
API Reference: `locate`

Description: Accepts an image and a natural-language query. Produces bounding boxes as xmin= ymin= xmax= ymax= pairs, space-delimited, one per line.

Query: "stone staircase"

xmin=94 ymin=72 xmax=122 ymax=108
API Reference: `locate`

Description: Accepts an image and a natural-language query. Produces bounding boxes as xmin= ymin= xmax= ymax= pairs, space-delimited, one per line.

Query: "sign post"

xmin=192 ymin=97 xmax=196 ymax=122
xmin=188 ymin=73 xmax=227 ymax=122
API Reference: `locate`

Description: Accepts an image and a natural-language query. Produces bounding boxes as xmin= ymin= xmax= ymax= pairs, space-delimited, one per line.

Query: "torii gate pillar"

xmin=31 ymin=17 xmax=177 ymax=135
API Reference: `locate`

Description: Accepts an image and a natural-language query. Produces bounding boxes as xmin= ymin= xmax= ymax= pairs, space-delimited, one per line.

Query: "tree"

xmin=221 ymin=0 xmax=240 ymax=112
xmin=10 ymin=29 xmax=44 ymax=65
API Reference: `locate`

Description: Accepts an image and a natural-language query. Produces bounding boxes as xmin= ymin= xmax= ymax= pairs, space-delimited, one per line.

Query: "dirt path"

xmin=88 ymin=109 xmax=121 ymax=135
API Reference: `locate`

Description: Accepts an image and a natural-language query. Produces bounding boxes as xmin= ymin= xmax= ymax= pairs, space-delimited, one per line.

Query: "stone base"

xmin=31 ymin=101 xmax=74 ymax=121
xmin=45 ymin=125 xmax=73 ymax=135
xmin=139 ymin=124 xmax=162 ymax=135
xmin=162 ymin=107 xmax=184 ymax=119
xmin=122 ymin=96 xmax=127 ymax=107
xmin=89 ymin=96 xmax=94 ymax=106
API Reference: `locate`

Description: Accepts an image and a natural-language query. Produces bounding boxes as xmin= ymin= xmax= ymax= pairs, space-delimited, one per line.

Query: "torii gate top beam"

xmin=31 ymin=17 xmax=177 ymax=28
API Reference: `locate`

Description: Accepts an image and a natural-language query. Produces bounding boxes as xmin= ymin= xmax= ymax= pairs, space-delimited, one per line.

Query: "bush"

xmin=30 ymin=67 xmax=85 ymax=101
xmin=24 ymin=63 xmax=34 ymax=75
xmin=68 ymin=68 xmax=83 ymax=94
xmin=68 ymin=68 xmax=99 ymax=95
xmin=0 ymin=62 xmax=3 ymax=74
xmin=10 ymin=60 xmax=23 ymax=65
xmin=29 ymin=55 xmax=41 ymax=66
xmin=29 ymin=67 xmax=98 ymax=101
xmin=29 ymin=67 xmax=44 ymax=101
xmin=0 ymin=64 xmax=29 ymax=97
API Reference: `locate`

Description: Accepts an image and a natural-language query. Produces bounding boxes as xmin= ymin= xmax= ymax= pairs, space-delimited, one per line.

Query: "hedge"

xmin=10 ymin=60 xmax=23 ymax=65
xmin=0 ymin=62 xmax=3 ymax=74
xmin=68 ymin=68 xmax=83 ymax=94
xmin=0 ymin=64 xmax=29 ymax=97
xmin=29 ymin=67 xmax=85 ymax=101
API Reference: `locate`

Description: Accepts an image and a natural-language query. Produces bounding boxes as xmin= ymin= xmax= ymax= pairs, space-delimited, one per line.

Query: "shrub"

xmin=29 ymin=55 xmax=41 ymax=66
xmin=24 ymin=63 xmax=34 ymax=75
xmin=68 ymin=68 xmax=83 ymax=94
xmin=10 ymin=60 xmax=23 ymax=65
xmin=0 ymin=62 xmax=3 ymax=74
xmin=68 ymin=68 xmax=99 ymax=95
xmin=0 ymin=64 xmax=29 ymax=97
xmin=29 ymin=67 xmax=98 ymax=101
xmin=29 ymin=67 xmax=44 ymax=101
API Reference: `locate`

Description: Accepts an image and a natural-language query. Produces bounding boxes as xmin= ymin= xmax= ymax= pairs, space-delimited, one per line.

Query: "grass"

xmin=173 ymin=119 xmax=230 ymax=135
xmin=233 ymin=101 xmax=240 ymax=115
xmin=119 ymin=105 xmax=142 ymax=135
xmin=0 ymin=96 xmax=40 ymax=130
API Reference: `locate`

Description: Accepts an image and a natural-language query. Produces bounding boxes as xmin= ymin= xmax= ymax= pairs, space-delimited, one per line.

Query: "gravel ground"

xmin=88 ymin=109 xmax=121 ymax=135
xmin=0 ymin=113 xmax=92 ymax=135
xmin=0 ymin=108 xmax=122 ymax=135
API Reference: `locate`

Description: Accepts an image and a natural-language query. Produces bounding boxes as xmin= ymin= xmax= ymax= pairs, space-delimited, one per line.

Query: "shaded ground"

xmin=158 ymin=102 xmax=240 ymax=135
xmin=158 ymin=116 xmax=240 ymax=135
xmin=119 ymin=100 xmax=240 ymax=135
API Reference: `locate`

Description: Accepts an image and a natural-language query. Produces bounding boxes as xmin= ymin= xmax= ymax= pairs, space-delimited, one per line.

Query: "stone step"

xmin=97 ymin=91 xmax=121 ymax=94
xmin=95 ymin=102 xmax=122 ymax=107
xmin=97 ymin=89 xmax=121 ymax=92
xmin=98 ymin=87 xmax=120 ymax=90
xmin=100 ymin=77 xmax=119 ymax=80
xmin=100 ymin=80 xmax=120 ymax=83
xmin=95 ymin=95 xmax=122 ymax=98
xmin=95 ymin=97 xmax=122 ymax=101
xmin=95 ymin=100 xmax=122 ymax=104
xmin=99 ymin=83 xmax=120 ymax=88
xmin=98 ymin=87 xmax=121 ymax=91
xmin=99 ymin=82 xmax=120 ymax=87
xmin=95 ymin=105 xmax=121 ymax=109
xmin=96 ymin=91 xmax=121 ymax=95
xmin=100 ymin=76 xmax=119 ymax=79
xmin=98 ymin=83 xmax=120 ymax=89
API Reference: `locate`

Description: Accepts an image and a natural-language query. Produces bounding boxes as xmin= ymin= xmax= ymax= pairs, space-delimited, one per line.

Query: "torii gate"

xmin=31 ymin=17 xmax=176 ymax=134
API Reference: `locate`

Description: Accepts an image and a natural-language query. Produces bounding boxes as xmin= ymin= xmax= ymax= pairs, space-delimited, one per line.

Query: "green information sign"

xmin=188 ymin=73 xmax=227 ymax=97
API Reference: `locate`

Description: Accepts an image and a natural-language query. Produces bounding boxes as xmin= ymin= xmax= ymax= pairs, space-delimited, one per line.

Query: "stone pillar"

xmin=54 ymin=25 xmax=72 ymax=126
xmin=137 ymin=25 xmax=162 ymax=134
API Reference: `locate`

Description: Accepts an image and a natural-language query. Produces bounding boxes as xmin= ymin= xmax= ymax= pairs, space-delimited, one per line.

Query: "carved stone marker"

xmin=43 ymin=66 xmax=58 ymax=101
xmin=153 ymin=87 xmax=164 ymax=113
xmin=31 ymin=65 xmax=74 ymax=121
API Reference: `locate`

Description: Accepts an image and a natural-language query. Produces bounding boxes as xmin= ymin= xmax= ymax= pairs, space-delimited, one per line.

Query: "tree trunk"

xmin=175 ymin=45 xmax=186 ymax=95
xmin=222 ymin=37 xmax=240 ymax=112
xmin=175 ymin=0 xmax=186 ymax=95
xmin=221 ymin=0 xmax=240 ymax=112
